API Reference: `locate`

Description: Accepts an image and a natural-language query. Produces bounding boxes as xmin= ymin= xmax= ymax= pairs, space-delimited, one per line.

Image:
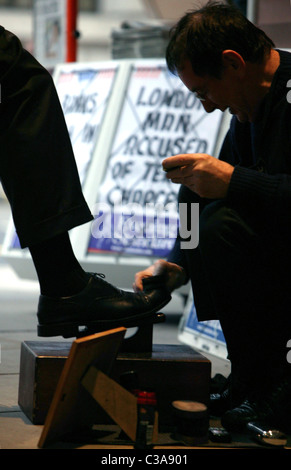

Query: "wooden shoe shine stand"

xmin=18 ymin=318 xmax=211 ymax=448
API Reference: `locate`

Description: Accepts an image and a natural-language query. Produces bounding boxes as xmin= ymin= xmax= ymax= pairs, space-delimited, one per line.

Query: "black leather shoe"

xmin=210 ymin=374 xmax=248 ymax=417
xmin=37 ymin=273 xmax=171 ymax=338
xmin=221 ymin=377 xmax=291 ymax=433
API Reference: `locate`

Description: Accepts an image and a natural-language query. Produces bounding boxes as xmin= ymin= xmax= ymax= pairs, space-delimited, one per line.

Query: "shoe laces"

xmin=90 ymin=272 xmax=106 ymax=280
xmin=89 ymin=272 xmax=108 ymax=285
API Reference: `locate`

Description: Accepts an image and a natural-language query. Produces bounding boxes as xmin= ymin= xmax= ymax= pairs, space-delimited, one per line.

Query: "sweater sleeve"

xmin=227 ymin=165 xmax=281 ymax=206
xmin=227 ymin=166 xmax=291 ymax=227
xmin=225 ymin=110 xmax=291 ymax=233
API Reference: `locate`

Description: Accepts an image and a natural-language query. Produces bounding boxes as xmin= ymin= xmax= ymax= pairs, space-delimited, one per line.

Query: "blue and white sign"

xmin=178 ymin=291 xmax=227 ymax=360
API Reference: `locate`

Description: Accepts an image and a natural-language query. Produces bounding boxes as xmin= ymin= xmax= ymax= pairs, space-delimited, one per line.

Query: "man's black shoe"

xmin=221 ymin=376 xmax=291 ymax=433
xmin=221 ymin=399 xmax=265 ymax=433
xmin=209 ymin=373 xmax=248 ymax=417
xmin=37 ymin=273 xmax=171 ymax=338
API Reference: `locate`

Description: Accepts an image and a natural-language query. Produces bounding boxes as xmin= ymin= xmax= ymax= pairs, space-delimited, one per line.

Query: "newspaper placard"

xmin=87 ymin=60 xmax=222 ymax=258
xmin=55 ymin=64 xmax=118 ymax=185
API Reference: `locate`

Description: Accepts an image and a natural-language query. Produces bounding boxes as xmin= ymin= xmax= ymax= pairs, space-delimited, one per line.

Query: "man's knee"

xmin=199 ymin=200 xmax=236 ymax=249
xmin=178 ymin=185 xmax=200 ymax=204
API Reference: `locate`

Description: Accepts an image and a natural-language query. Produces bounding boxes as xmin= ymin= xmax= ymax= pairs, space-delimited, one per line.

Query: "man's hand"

xmin=163 ymin=153 xmax=234 ymax=199
xmin=133 ymin=259 xmax=188 ymax=293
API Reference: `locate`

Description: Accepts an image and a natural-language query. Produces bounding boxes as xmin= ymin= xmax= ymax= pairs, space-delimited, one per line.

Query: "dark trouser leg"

xmin=0 ymin=28 xmax=92 ymax=296
xmin=0 ymin=32 xmax=92 ymax=248
xmin=28 ymin=232 xmax=89 ymax=297
xmin=0 ymin=31 xmax=93 ymax=297
xmin=178 ymin=186 xmax=291 ymax=392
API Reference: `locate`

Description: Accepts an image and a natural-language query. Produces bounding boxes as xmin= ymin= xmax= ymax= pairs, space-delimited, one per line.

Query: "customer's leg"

xmin=0 ymin=29 xmax=171 ymax=337
xmin=0 ymin=41 xmax=92 ymax=248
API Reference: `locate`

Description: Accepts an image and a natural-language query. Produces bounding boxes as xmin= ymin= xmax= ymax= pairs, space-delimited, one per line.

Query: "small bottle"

xmin=135 ymin=390 xmax=158 ymax=449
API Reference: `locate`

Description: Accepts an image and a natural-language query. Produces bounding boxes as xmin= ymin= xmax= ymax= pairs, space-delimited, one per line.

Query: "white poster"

xmin=55 ymin=64 xmax=118 ymax=185
xmin=33 ymin=0 xmax=67 ymax=69
xmin=88 ymin=60 xmax=222 ymax=258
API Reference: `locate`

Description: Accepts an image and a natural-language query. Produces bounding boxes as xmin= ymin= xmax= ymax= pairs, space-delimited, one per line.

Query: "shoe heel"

xmin=37 ymin=322 xmax=80 ymax=338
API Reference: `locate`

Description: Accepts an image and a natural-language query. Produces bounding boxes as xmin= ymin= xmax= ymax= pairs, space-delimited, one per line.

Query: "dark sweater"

xmin=224 ymin=49 xmax=291 ymax=235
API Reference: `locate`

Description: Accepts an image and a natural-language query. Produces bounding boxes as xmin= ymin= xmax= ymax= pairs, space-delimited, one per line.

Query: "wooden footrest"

xmin=18 ymin=340 xmax=211 ymax=427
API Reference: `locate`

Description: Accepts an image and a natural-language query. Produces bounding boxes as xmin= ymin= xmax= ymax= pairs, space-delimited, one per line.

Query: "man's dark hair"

xmin=166 ymin=1 xmax=275 ymax=78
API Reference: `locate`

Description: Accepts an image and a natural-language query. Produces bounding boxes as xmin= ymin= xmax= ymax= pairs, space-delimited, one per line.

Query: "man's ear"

xmin=221 ymin=50 xmax=246 ymax=75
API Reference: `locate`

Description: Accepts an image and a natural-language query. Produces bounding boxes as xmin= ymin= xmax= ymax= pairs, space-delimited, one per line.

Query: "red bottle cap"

xmin=136 ymin=390 xmax=157 ymax=405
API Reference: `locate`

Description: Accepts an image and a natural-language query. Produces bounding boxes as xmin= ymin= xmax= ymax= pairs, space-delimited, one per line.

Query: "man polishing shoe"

xmin=37 ymin=272 xmax=171 ymax=338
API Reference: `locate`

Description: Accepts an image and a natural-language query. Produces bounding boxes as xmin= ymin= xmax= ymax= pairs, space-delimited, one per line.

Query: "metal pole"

xmin=246 ymin=0 xmax=258 ymax=22
xmin=66 ymin=0 xmax=78 ymax=62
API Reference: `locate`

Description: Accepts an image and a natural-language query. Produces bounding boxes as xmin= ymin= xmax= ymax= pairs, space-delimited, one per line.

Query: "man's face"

xmin=178 ymin=59 xmax=251 ymax=123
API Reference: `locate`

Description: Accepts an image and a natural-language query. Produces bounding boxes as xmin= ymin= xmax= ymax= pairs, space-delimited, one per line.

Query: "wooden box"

xmin=18 ymin=340 xmax=211 ymax=427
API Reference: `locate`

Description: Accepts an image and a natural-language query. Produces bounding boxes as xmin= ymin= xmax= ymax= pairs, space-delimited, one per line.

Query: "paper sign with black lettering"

xmin=88 ymin=60 xmax=222 ymax=258
xmin=55 ymin=63 xmax=118 ymax=185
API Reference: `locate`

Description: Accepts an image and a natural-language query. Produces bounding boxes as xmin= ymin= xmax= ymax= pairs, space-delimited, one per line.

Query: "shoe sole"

xmin=37 ymin=302 xmax=168 ymax=338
